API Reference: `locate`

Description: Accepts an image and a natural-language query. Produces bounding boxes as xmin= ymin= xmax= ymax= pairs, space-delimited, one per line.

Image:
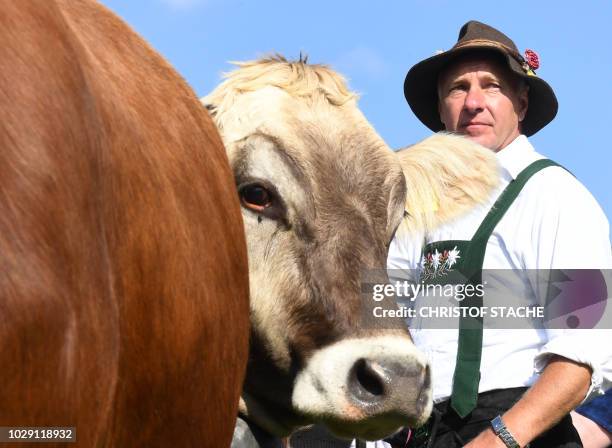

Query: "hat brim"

xmin=403 ymin=47 xmax=558 ymax=137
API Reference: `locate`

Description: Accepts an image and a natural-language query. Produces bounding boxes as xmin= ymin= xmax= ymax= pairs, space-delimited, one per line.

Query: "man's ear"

xmin=518 ymin=84 xmax=529 ymax=122
xmin=437 ymin=99 xmax=445 ymax=128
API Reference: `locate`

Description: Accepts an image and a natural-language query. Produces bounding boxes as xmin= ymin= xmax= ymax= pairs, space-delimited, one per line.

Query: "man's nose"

xmin=464 ymin=87 xmax=485 ymax=113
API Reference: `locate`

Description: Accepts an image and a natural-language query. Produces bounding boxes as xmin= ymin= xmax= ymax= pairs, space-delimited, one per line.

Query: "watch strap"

xmin=490 ymin=415 xmax=520 ymax=448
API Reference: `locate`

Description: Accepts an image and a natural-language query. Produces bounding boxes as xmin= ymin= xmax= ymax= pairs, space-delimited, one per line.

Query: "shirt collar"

xmin=495 ymin=134 xmax=535 ymax=180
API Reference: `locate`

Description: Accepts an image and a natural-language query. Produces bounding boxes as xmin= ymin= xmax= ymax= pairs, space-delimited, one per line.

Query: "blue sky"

xmin=101 ymin=0 xmax=611 ymax=237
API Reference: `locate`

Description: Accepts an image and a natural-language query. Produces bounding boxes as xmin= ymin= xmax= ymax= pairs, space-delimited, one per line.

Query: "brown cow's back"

xmin=0 ymin=1 xmax=249 ymax=446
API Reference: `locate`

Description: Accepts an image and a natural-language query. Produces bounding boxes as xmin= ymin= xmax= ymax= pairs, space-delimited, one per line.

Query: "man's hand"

xmin=466 ymin=355 xmax=591 ymax=447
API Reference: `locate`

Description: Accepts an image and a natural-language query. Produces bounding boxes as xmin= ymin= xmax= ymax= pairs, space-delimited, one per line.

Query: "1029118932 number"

xmin=0 ymin=427 xmax=76 ymax=442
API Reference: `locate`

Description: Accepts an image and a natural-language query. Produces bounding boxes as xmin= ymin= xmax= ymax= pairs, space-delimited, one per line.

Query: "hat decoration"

xmin=523 ymin=49 xmax=540 ymax=76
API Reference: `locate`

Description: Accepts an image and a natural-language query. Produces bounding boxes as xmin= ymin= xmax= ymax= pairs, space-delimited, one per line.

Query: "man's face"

xmin=437 ymin=57 xmax=528 ymax=152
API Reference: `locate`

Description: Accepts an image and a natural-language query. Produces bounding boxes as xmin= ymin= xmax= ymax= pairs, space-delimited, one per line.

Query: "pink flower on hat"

xmin=524 ymin=49 xmax=540 ymax=70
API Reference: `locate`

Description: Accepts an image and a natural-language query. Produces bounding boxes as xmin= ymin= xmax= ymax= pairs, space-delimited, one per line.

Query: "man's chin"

xmin=459 ymin=132 xmax=496 ymax=151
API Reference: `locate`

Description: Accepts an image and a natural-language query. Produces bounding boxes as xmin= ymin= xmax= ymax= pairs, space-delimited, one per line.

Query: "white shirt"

xmin=388 ymin=135 xmax=612 ymax=403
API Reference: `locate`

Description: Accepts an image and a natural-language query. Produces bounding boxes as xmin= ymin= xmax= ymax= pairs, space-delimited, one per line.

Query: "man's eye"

xmin=448 ymin=85 xmax=467 ymax=95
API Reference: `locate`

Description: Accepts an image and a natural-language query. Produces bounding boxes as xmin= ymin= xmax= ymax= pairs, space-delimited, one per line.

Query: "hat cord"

xmin=452 ymin=39 xmax=525 ymax=65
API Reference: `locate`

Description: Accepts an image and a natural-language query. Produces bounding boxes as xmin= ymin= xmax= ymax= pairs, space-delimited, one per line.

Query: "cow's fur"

xmin=0 ymin=1 xmax=249 ymax=446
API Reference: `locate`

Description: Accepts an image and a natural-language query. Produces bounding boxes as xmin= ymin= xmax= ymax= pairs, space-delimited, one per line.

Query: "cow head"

xmin=203 ymin=56 xmax=432 ymax=440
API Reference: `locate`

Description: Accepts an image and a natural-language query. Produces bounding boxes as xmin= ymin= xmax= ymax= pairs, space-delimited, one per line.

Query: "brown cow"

xmin=0 ymin=1 xmax=249 ymax=447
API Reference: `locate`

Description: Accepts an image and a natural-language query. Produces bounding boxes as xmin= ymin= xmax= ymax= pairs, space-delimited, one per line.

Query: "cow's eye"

xmin=239 ymin=184 xmax=273 ymax=211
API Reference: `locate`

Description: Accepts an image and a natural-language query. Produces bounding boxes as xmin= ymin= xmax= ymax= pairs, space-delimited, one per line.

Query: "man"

xmin=387 ymin=20 xmax=612 ymax=447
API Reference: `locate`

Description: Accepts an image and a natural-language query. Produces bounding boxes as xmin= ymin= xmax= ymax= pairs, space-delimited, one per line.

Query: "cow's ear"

xmin=199 ymin=95 xmax=218 ymax=117
xmin=396 ymin=132 xmax=499 ymax=235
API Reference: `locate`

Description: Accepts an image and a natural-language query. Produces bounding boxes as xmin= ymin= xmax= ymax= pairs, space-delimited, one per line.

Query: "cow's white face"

xmin=203 ymin=59 xmax=432 ymax=440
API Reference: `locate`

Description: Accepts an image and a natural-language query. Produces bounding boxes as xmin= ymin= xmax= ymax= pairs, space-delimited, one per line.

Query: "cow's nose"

xmin=348 ymin=358 xmax=430 ymax=407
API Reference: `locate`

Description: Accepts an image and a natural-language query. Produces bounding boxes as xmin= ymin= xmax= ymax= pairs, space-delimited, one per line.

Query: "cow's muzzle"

xmin=291 ymin=335 xmax=433 ymax=440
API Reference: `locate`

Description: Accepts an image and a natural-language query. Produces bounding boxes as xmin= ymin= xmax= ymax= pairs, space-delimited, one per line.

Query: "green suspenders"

xmin=421 ymin=159 xmax=562 ymax=418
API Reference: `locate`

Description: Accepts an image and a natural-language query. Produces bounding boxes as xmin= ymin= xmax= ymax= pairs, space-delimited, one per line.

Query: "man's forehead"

xmin=440 ymin=57 xmax=510 ymax=83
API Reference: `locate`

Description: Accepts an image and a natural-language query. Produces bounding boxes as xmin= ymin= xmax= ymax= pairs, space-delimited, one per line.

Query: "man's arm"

xmin=466 ymin=169 xmax=611 ymax=447
xmin=466 ymin=355 xmax=591 ymax=447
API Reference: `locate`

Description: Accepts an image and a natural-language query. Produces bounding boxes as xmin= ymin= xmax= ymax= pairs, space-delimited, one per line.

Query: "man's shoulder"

xmin=524 ymin=160 xmax=599 ymax=206
xmin=515 ymin=157 xmax=610 ymax=242
xmin=518 ymin=140 xmax=585 ymax=195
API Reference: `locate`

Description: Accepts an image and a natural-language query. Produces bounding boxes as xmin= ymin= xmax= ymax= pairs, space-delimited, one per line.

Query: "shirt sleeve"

xmin=526 ymin=167 xmax=612 ymax=400
xmin=387 ymin=225 xmax=424 ymax=282
xmin=534 ymin=329 xmax=612 ymax=401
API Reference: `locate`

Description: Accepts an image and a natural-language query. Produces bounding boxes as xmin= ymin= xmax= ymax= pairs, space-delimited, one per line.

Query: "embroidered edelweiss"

xmin=446 ymin=246 xmax=461 ymax=267
xmin=420 ymin=246 xmax=461 ymax=280
xmin=432 ymin=249 xmax=441 ymax=270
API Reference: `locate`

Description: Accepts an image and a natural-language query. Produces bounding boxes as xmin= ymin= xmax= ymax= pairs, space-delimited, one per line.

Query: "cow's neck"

xmin=239 ymin=392 xmax=302 ymax=437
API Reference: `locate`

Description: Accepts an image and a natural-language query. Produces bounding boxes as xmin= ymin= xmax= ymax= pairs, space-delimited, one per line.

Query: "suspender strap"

xmin=450 ymin=159 xmax=562 ymax=418
xmin=465 ymin=159 xmax=562 ymax=269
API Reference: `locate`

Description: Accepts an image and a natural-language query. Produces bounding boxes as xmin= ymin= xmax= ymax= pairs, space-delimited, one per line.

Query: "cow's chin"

xmin=324 ymin=417 xmax=405 ymax=442
xmin=240 ymin=395 xmax=426 ymax=442
xmin=296 ymin=401 xmax=432 ymax=441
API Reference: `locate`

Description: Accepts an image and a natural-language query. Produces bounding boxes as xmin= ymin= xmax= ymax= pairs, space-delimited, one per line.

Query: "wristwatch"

xmin=490 ymin=415 xmax=521 ymax=448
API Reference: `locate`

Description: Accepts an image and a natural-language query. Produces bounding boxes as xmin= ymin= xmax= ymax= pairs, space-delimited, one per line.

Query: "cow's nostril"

xmin=349 ymin=358 xmax=386 ymax=401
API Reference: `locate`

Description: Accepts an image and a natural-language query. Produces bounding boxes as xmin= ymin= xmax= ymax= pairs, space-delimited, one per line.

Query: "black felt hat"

xmin=403 ymin=20 xmax=558 ymax=136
